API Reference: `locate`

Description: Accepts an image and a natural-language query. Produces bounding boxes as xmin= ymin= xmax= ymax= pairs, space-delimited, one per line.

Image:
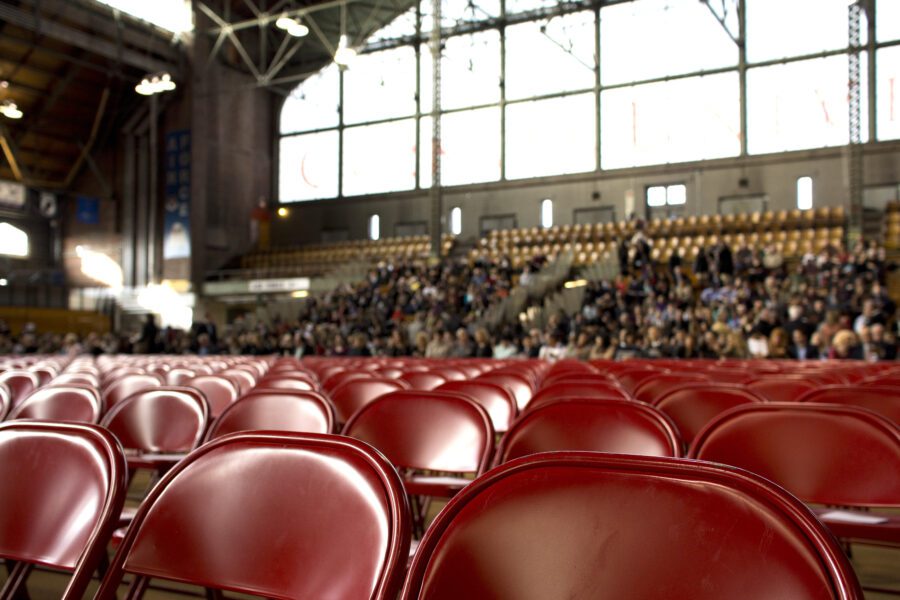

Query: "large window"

xmin=0 ymin=223 xmax=28 ymax=257
xmin=601 ymin=73 xmax=740 ymax=169
xmin=747 ymin=56 xmax=868 ymax=154
xmin=277 ymin=0 xmax=898 ymax=203
xmin=505 ymin=94 xmax=596 ymax=179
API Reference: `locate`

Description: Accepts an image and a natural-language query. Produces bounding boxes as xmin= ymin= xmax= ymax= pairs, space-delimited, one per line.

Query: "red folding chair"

xmin=495 ymin=399 xmax=682 ymax=465
xmin=342 ymin=390 xmax=494 ymax=533
xmin=0 ymin=369 xmax=40 ymax=407
xmin=689 ymin=403 xmax=900 ymax=551
xmin=220 ymin=368 xmax=256 ymax=395
xmin=330 ymin=377 xmax=410 ymax=424
xmin=526 ymin=382 xmax=630 ymax=412
xmin=94 ymin=432 xmax=410 ymax=600
xmin=401 ymin=452 xmax=862 ymax=600
xmin=746 ymin=377 xmax=820 ymax=403
xmin=654 ymin=383 xmax=765 ymax=446
xmin=52 ymin=372 xmax=101 ymax=387
xmin=0 ymin=421 xmax=127 ymax=599
xmin=798 ymin=385 xmax=900 ymax=425
xmin=184 ymin=374 xmax=239 ymax=417
xmin=0 ymin=382 xmax=10 ymax=420
xmin=205 ymin=390 xmax=335 ymax=442
xmin=475 ymin=372 xmax=534 ymax=411
xmin=102 ymin=373 xmax=162 ymax=409
xmin=7 ymin=384 xmax=102 ymax=423
xmin=400 ymin=371 xmax=447 ymax=391
xmin=632 ymin=372 xmax=712 ymax=404
xmin=436 ymin=380 xmax=518 ymax=433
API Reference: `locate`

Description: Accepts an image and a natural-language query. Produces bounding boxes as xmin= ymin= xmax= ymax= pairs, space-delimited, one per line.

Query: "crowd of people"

xmin=1 ymin=234 xmax=897 ymax=363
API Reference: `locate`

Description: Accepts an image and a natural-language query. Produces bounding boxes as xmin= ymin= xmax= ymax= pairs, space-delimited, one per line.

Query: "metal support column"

xmin=148 ymin=94 xmax=159 ymax=284
xmin=737 ymin=0 xmax=748 ymax=157
xmin=428 ymin=0 xmax=443 ymax=257
xmin=848 ymin=1 xmax=864 ymax=244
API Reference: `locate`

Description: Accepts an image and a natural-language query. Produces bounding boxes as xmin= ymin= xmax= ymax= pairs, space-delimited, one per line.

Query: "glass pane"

xmin=0 ymin=223 xmax=28 ymax=257
xmin=367 ymin=8 xmax=417 ymax=42
xmin=667 ymin=184 xmax=686 ymax=205
xmin=600 ymin=0 xmax=737 ymax=86
xmin=878 ymin=0 xmax=900 ymax=42
xmin=280 ymin=65 xmax=340 ymax=134
xmin=450 ymin=207 xmax=462 ymax=235
xmin=343 ymin=47 xmax=417 ymax=124
xmin=541 ymin=199 xmax=553 ymax=228
xmin=505 ymin=93 xmax=596 ymax=180
xmin=505 ymin=0 xmax=558 ymax=14
xmin=422 ymin=31 xmax=501 ymax=111
xmin=797 ymin=177 xmax=813 ymax=210
xmin=505 ymin=11 xmax=595 ymax=100
xmin=420 ymin=107 xmax=501 ymax=187
xmin=94 ymin=0 xmax=192 ymax=34
xmin=420 ymin=0 xmax=500 ymax=33
xmin=747 ymin=55 xmax=869 ymax=154
xmin=279 ymin=131 xmax=339 ymax=202
xmin=343 ymin=120 xmax=417 ymax=196
xmin=369 ymin=214 xmax=380 ymax=240
xmin=877 ymin=46 xmax=900 ymax=140
xmin=746 ymin=0 xmax=852 ymax=63
xmin=647 ymin=186 xmax=666 ymax=207
xmin=601 ymin=73 xmax=740 ymax=169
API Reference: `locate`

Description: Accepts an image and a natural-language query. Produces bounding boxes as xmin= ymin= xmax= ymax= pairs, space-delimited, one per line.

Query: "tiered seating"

xmin=474 ymin=207 xmax=847 ymax=266
xmin=239 ymin=233 xmax=456 ymax=278
xmin=886 ymin=201 xmax=900 ymax=249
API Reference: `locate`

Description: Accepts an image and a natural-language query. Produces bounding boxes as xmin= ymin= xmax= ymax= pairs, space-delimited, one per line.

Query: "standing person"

xmin=137 ymin=314 xmax=159 ymax=354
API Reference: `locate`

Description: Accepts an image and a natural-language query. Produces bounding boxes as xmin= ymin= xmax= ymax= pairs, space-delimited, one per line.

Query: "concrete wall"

xmin=271 ymin=142 xmax=900 ymax=246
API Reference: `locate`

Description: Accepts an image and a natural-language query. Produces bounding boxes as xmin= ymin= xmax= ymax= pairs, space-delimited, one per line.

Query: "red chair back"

xmin=343 ymin=390 xmax=494 ymax=475
xmin=0 ymin=370 xmax=40 ymax=407
xmin=615 ymin=367 xmax=668 ymax=393
xmin=655 ymin=384 xmax=764 ymax=445
xmin=8 ymin=384 xmax=102 ymax=423
xmin=496 ymin=399 xmax=682 ymax=465
xmin=185 ymin=375 xmax=239 ymax=417
xmin=322 ymin=370 xmax=372 ymax=393
xmin=165 ymin=368 xmax=196 ymax=386
xmin=798 ymin=385 xmax=900 ymax=425
xmin=103 ymin=374 xmax=162 ymax=409
xmin=95 ymin=432 xmax=410 ymax=600
xmin=400 ymin=371 xmax=447 ymax=391
xmin=0 ymin=382 xmax=10 ymax=420
xmin=632 ymin=372 xmax=712 ymax=404
xmin=330 ymin=378 xmax=409 ymax=424
xmin=476 ymin=372 xmax=533 ymax=410
xmin=206 ymin=391 xmax=335 ymax=442
xmin=401 ymin=452 xmax=862 ymax=600
xmin=527 ymin=382 xmax=630 ymax=412
xmin=52 ymin=372 xmax=101 ymax=387
xmin=255 ymin=376 xmax=316 ymax=393
xmin=746 ymin=377 xmax=820 ymax=403
xmin=220 ymin=368 xmax=256 ymax=395
xmin=101 ymin=387 xmax=209 ymax=454
xmin=0 ymin=421 xmax=127 ymax=599
xmin=689 ymin=402 xmax=900 ymax=507
xmin=436 ymin=380 xmax=517 ymax=432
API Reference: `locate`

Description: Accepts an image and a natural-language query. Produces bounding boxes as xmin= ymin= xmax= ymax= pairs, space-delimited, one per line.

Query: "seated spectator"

xmin=787 ymin=329 xmax=819 ymax=361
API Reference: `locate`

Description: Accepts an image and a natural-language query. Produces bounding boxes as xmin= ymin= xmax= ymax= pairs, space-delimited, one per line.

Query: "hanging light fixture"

xmin=0 ymin=100 xmax=22 ymax=120
xmin=135 ymin=72 xmax=177 ymax=96
xmin=275 ymin=14 xmax=309 ymax=37
xmin=334 ymin=34 xmax=357 ymax=66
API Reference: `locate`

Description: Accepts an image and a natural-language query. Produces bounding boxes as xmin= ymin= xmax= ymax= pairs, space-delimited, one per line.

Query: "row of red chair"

xmin=0 ymin=422 xmax=867 ymax=599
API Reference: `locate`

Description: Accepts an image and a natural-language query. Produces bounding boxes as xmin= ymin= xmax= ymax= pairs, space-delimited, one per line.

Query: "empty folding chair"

xmin=205 ymin=390 xmax=335 ymax=442
xmin=495 ymin=399 xmax=681 ymax=465
xmin=331 ymin=377 xmax=410 ymax=424
xmin=0 ymin=382 xmax=10 ymax=420
xmin=655 ymin=383 xmax=765 ymax=447
xmin=436 ymin=380 xmax=518 ymax=433
xmin=94 ymin=432 xmax=410 ymax=600
xmin=690 ymin=402 xmax=900 ymax=548
xmin=401 ymin=452 xmax=862 ymax=599
xmin=0 ymin=421 xmax=127 ymax=599
xmin=255 ymin=375 xmax=317 ymax=393
xmin=632 ymin=372 xmax=712 ymax=404
xmin=746 ymin=377 xmax=822 ymax=403
xmin=7 ymin=384 xmax=102 ymax=423
xmin=184 ymin=374 xmax=239 ymax=418
xmin=220 ymin=368 xmax=256 ymax=395
xmin=165 ymin=367 xmax=196 ymax=386
xmin=796 ymin=385 xmax=900 ymax=425
xmin=400 ymin=371 xmax=447 ymax=391
xmin=52 ymin=372 xmax=101 ymax=387
xmin=476 ymin=372 xmax=533 ymax=411
xmin=0 ymin=369 xmax=40 ymax=407
xmin=526 ymin=382 xmax=631 ymax=412
xmin=103 ymin=373 xmax=162 ymax=409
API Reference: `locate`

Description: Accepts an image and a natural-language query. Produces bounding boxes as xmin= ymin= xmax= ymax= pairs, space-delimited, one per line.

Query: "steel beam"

xmin=0 ymin=2 xmax=176 ymax=74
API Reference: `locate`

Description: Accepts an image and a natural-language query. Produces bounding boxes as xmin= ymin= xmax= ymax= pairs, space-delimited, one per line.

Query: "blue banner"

xmin=76 ymin=196 xmax=100 ymax=224
xmin=163 ymin=131 xmax=191 ymax=267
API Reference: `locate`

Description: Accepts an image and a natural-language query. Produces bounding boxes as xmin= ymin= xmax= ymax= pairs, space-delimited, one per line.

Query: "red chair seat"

xmin=404 ymin=475 xmax=471 ymax=497
xmin=812 ymin=508 xmax=900 ymax=546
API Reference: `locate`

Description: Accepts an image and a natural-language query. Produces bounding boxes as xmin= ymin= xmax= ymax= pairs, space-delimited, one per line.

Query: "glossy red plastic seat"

xmin=0 ymin=369 xmax=40 ymax=407
xmin=540 ymin=372 xmax=617 ymax=388
xmin=7 ymin=384 xmax=102 ymax=423
xmin=184 ymin=374 xmax=239 ymax=417
xmin=746 ymin=377 xmax=820 ymax=403
xmin=165 ymin=367 xmax=196 ymax=386
xmin=321 ymin=370 xmax=372 ymax=393
xmin=52 ymin=372 xmax=101 ymax=387
xmin=632 ymin=372 xmax=712 ymax=404
xmin=342 ymin=390 xmax=494 ymax=498
xmin=330 ymin=377 xmax=410 ymax=424
xmin=615 ymin=367 xmax=669 ymax=393
xmin=475 ymin=372 xmax=534 ymax=411
xmin=103 ymin=373 xmax=162 ymax=409
xmin=526 ymin=382 xmax=630 ymax=412
xmin=0 ymin=421 xmax=127 ymax=599
xmin=689 ymin=403 xmax=900 ymax=546
xmin=655 ymin=383 xmax=764 ymax=446
xmin=94 ymin=432 xmax=410 ymax=600
xmin=255 ymin=375 xmax=316 ymax=393
xmin=101 ymin=387 xmax=209 ymax=472
xmin=797 ymin=385 xmax=900 ymax=425
xmin=495 ymin=399 xmax=681 ymax=465
xmin=436 ymin=380 xmax=517 ymax=432
xmin=401 ymin=452 xmax=862 ymax=600
xmin=205 ymin=390 xmax=335 ymax=442
xmin=400 ymin=372 xmax=447 ymax=391
xmin=0 ymin=382 xmax=10 ymax=420
xmin=220 ymin=368 xmax=256 ymax=395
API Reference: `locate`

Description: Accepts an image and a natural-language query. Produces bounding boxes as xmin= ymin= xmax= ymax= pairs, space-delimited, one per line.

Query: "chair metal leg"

xmin=0 ymin=561 xmax=33 ymax=600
